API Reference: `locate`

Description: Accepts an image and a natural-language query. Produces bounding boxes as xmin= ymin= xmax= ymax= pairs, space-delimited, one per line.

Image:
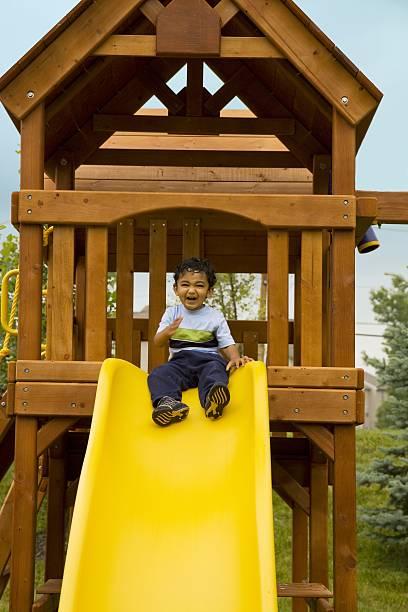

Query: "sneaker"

xmin=204 ymin=384 xmax=230 ymax=420
xmin=152 ymin=396 xmax=189 ymax=427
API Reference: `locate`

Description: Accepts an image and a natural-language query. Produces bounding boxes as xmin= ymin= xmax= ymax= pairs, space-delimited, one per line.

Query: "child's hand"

xmin=226 ymin=355 xmax=253 ymax=372
xmin=166 ymin=317 xmax=183 ymax=335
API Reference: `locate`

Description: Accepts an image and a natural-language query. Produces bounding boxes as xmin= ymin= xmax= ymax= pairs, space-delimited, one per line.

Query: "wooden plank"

xmin=182 ymin=218 xmax=201 ymax=259
xmin=357 ymin=190 xmax=408 ymax=224
xmin=268 ymin=389 xmax=357 ymax=424
xmin=15 ymin=383 xmax=96 ymax=417
xmin=243 ymin=331 xmax=258 ymax=360
xmin=294 ymin=425 xmax=334 ymax=462
xmin=85 ymin=149 xmax=302 ymax=168
xmin=93 ymin=114 xmax=295 ymax=135
xmin=94 ymin=34 xmax=283 ymax=58
xmin=85 ymin=228 xmax=108 ymax=360
xmin=214 ymin=0 xmax=240 ymax=26
xmin=139 ymin=0 xmax=163 ymax=24
xmin=272 ymin=461 xmax=310 ymax=514
xmin=36 ymin=578 xmax=62 ymax=594
xmin=292 ymin=507 xmax=308 ymax=612
xmin=45 ymin=439 xmax=66 ymax=580
xmin=187 ymin=60 xmax=203 ymax=116
xmin=277 ymin=583 xmax=332 ymax=598
xmin=16 ymin=361 xmax=102 ymax=383
xmin=0 ymin=0 xmax=148 ymax=119
xmin=132 ymin=329 xmax=142 ymax=367
xmin=232 ymin=0 xmax=379 ymax=125
xmin=17 ymin=190 xmax=356 ymax=230
xmin=267 ymin=230 xmax=289 ymax=365
xmin=116 ymin=219 xmax=134 ymax=361
xmin=310 ymin=446 xmax=329 ymax=587
xmin=267 ymin=366 xmax=361 ymax=389
xmin=300 ymin=231 xmax=323 ymax=366
xmin=156 ymin=0 xmax=221 ymax=57
xmin=148 ymin=220 xmax=168 ymax=371
xmin=74 ymin=256 xmax=86 ymax=360
xmin=50 ymin=227 xmax=74 ymax=361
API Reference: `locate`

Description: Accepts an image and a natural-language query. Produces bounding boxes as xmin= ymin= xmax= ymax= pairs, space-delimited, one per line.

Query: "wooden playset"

xmin=1 ymin=1 xmax=408 ymax=610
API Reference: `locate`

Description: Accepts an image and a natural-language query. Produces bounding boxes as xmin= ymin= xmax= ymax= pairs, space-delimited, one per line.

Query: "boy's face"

xmin=173 ymin=271 xmax=212 ymax=310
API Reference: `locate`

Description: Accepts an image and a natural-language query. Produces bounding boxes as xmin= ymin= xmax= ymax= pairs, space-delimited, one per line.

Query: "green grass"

xmin=1 ymin=429 xmax=407 ymax=610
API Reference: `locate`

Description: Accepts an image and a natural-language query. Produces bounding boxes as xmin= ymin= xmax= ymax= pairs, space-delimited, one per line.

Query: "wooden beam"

xmin=17 ymin=191 xmax=356 ymax=229
xmin=85 ymin=148 xmax=302 ymax=167
xmin=214 ymin=0 xmax=240 ymax=27
xmin=268 ymin=388 xmax=357 ymax=424
xmin=357 ymin=190 xmax=408 ymax=224
xmin=15 ymin=383 xmax=96 ymax=417
xmin=183 ymin=218 xmax=201 ymax=259
xmin=272 ymin=460 xmax=310 ymax=514
xmin=16 ymin=361 xmax=102 ymax=383
xmin=267 ymin=366 xmax=363 ymax=389
xmin=267 ymin=230 xmax=289 ymax=365
xmin=294 ymin=424 xmax=334 ymax=462
xmin=277 ymin=583 xmax=332 ymax=598
xmin=186 ymin=60 xmax=204 ymax=116
xmin=232 ymin=0 xmax=379 ymax=125
xmin=85 ymin=228 xmax=108 ymax=361
xmin=139 ymin=0 xmax=163 ymax=25
xmin=93 ymin=114 xmax=295 ymax=134
xmin=93 ymin=34 xmax=283 ymax=58
xmin=0 ymin=0 xmax=148 ymax=120
xmin=116 ymin=218 xmax=134 ymax=361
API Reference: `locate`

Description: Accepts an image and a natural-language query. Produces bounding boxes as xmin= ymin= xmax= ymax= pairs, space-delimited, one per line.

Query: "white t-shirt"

xmin=157 ymin=304 xmax=235 ymax=358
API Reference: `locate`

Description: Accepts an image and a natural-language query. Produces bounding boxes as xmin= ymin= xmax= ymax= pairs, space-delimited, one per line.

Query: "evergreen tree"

xmin=359 ymin=271 xmax=408 ymax=545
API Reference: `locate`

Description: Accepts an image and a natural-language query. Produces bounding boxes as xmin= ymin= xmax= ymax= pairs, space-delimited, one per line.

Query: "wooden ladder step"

xmin=36 ymin=578 xmax=62 ymax=594
xmin=277 ymin=582 xmax=333 ymax=598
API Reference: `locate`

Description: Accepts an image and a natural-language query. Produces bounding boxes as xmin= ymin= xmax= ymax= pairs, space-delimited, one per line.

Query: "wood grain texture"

xmin=85 ymin=228 xmax=108 ymax=360
xmin=267 ymin=366 xmax=362 ymax=389
xmin=148 ymin=219 xmax=168 ymax=371
xmin=116 ymin=219 xmax=134 ymax=361
xmin=50 ymin=227 xmax=74 ymax=361
xmin=268 ymin=389 xmax=357 ymax=424
xmin=267 ymin=231 xmax=289 ymax=365
xmin=300 ymin=231 xmax=322 ymax=366
xmin=182 ymin=218 xmax=201 ymax=259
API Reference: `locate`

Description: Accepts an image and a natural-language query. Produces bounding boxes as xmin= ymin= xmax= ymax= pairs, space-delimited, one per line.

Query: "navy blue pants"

xmin=148 ymin=350 xmax=229 ymax=408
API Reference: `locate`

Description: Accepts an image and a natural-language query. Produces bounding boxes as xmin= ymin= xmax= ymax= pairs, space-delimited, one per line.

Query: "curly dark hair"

xmin=173 ymin=257 xmax=217 ymax=288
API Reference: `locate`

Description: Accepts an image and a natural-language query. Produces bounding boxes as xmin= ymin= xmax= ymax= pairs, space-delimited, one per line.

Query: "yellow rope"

xmin=0 ymin=274 xmax=19 ymax=362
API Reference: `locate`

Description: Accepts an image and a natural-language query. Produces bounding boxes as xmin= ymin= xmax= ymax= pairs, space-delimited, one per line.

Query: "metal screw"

xmin=343 ymin=199 xmax=349 ymax=206
xmin=341 ymin=96 xmax=349 ymax=105
xmin=343 ymin=409 xmax=349 ymax=415
xmin=26 ymin=90 xmax=35 ymax=99
xmin=24 ymin=368 xmax=30 ymax=373
xmin=71 ymin=402 xmax=77 ymax=408
xmin=26 ymin=194 xmax=33 ymax=200
xmin=162 ymin=223 xmax=166 ymax=227
xmin=27 ymin=209 xmax=32 ymax=214
xmin=343 ymin=214 xmax=348 ymax=220
xmin=0 ymin=401 xmax=6 ymax=408
xmin=22 ymin=401 xmax=28 ymax=407
xmin=293 ymin=407 xmax=300 ymax=414
xmin=59 ymin=158 xmax=68 ymax=166
xmin=23 ymin=387 xmax=29 ymax=393
xmin=343 ymin=394 xmax=349 ymax=400
xmin=343 ymin=374 xmax=350 ymax=380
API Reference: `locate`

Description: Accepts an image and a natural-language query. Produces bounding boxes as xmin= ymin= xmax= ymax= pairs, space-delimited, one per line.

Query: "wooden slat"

xmin=16 ymin=361 xmax=102 ymax=382
xmin=93 ymin=114 xmax=295 ymax=135
xmin=232 ymin=0 xmax=378 ymax=125
xmin=292 ymin=507 xmax=308 ymax=612
xmin=93 ymin=34 xmax=283 ymax=58
xmin=85 ymin=227 xmax=108 ymax=360
xmin=139 ymin=0 xmax=162 ymax=24
xmin=277 ymin=583 xmax=332 ymax=598
xmin=116 ymin=218 xmax=134 ymax=361
xmin=310 ymin=445 xmax=329 ymax=587
xmin=18 ymin=190 xmax=355 ymax=229
xmin=267 ymin=366 xmax=362 ymax=389
xmin=85 ymin=149 xmax=302 ymax=168
xmin=132 ymin=329 xmax=142 ymax=367
xmin=243 ymin=331 xmax=258 ymax=360
xmin=186 ymin=60 xmax=203 ymax=116
xmin=148 ymin=219 xmax=167 ymax=370
xmin=50 ymin=227 xmax=74 ymax=360
xmin=36 ymin=578 xmax=62 ymax=595
xmin=0 ymin=0 xmax=148 ymax=119
xmin=45 ymin=439 xmax=66 ymax=580
xmin=214 ymin=0 xmax=240 ymax=26
xmin=357 ymin=190 xmax=408 ymax=224
xmin=182 ymin=218 xmax=201 ymax=259
xmin=15 ymin=383 xmax=96 ymax=417
xmin=300 ymin=231 xmax=322 ymax=366
xmin=268 ymin=389 xmax=357 ymax=423
xmin=267 ymin=230 xmax=289 ymax=365
xmin=74 ymin=256 xmax=86 ymax=360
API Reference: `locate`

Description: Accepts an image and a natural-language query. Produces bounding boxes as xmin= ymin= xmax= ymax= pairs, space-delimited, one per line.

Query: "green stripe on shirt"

xmin=171 ymin=328 xmax=215 ymax=343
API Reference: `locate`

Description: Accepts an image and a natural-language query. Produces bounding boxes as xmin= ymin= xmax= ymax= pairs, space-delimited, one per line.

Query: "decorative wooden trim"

xmin=267 ymin=366 xmax=364 ymax=389
xmin=93 ymin=35 xmax=283 ymax=58
xmin=17 ymin=191 xmax=356 ymax=229
xmin=92 ymin=114 xmax=295 ymax=135
xmin=269 ymin=388 xmax=357 ymax=423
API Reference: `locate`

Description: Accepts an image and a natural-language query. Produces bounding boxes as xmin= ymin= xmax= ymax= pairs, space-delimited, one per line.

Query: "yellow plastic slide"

xmin=59 ymin=359 xmax=278 ymax=612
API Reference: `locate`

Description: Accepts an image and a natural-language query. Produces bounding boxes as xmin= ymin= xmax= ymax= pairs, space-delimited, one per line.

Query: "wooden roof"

xmin=0 ymin=0 xmax=383 ymax=175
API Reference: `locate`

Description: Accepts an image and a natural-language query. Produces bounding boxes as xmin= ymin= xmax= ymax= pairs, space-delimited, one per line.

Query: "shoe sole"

xmin=205 ymin=385 xmax=230 ymax=420
xmin=152 ymin=405 xmax=189 ymax=427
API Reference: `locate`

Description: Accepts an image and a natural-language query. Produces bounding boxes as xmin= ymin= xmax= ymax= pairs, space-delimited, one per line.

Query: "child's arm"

xmin=221 ymin=344 xmax=253 ymax=372
xmin=153 ymin=316 xmax=183 ymax=347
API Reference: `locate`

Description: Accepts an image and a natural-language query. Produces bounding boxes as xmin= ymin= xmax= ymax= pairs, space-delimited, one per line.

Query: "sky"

xmin=0 ymin=0 xmax=407 ymax=369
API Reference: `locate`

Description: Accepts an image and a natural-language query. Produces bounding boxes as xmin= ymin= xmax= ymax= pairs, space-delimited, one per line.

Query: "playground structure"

xmin=1 ymin=0 xmax=408 ymax=610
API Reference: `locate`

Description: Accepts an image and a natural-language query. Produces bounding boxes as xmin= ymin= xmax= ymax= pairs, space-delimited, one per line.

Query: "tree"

xmin=359 ymin=271 xmax=408 ymax=546
xmin=206 ymin=273 xmax=257 ymax=320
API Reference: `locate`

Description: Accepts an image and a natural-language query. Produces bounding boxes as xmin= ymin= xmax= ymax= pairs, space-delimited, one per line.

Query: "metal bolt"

xmin=26 ymin=194 xmax=33 ymax=200
xmin=341 ymin=96 xmax=349 ymax=105
xmin=0 ymin=401 xmax=6 ymax=408
xmin=22 ymin=401 xmax=28 ymax=407
xmin=23 ymin=387 xmax=29 ymax=393
xmin=343 ymin=374 xmax=350 ymax=380
xmin=343 ymin=199 xmax=349 ymax=206
xmin=27 ymin=209 xmax=32 ymax=214
xmin=26 ymin=90 xmax=35 ymax=99
xmin=343 ymin=409 xmax=349 ymax=415
xmin=343 ymin=394 xmax=349 ymax=400
xmin=162 ymin=223 xmax=165 ymax=227
xmin=343 ymin=214 xmax=348 ymax=220
xmin=293 ymin=407 xmax=300 ymax=414
xmin=24 ymin=368 xmax=30 ymax=373
xmin=71 ymin=402 xmax=77 ymax=408
xmin=59 ymin=158 xmax=68 ymax=166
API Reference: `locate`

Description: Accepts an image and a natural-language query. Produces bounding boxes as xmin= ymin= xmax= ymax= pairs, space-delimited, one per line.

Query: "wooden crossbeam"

xmin=204 ymin=65 xmax=255 ymax=114
xmin=93 ymin=35 xmax=283 ymax=58
xmin=93 ymin=114 xmax=295 ymax=134
xmin=269 ymin=388 xmax=358 ymax=424
xmin=267 ymin=366 xmax=364 ymax=389
xmin=85 ymin=148 xmax=302 ymax=167
xmin=272 ymin=460 xmax=310 ymax=514
xmin=357 ymin=190 xmax=408 ymax=224
xmin=294 ymin=424 xmax=334 ymax=461
xmin=17 ymin=190 xmax=356 ymax=229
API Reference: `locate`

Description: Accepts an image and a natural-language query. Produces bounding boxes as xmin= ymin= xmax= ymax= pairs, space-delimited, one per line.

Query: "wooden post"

xmin=186 ymin=60 xmax=203 ymax=116
xmin=148 ymin=219 xmax=167 ymax=371
xmin=85 ymin=228 xmax=108 ymax=361
xmin=182 ymin=218 xmax=201 ymax=259
xmin=331 ymin=109 xmax=357 ymax=612
xmin=116 ymin=218 xmax=134 ymax=361
xmin=267 ymin=230 xmax=289 ymax=366
xmin=11 ymin=103 xmax=45 ymax=612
